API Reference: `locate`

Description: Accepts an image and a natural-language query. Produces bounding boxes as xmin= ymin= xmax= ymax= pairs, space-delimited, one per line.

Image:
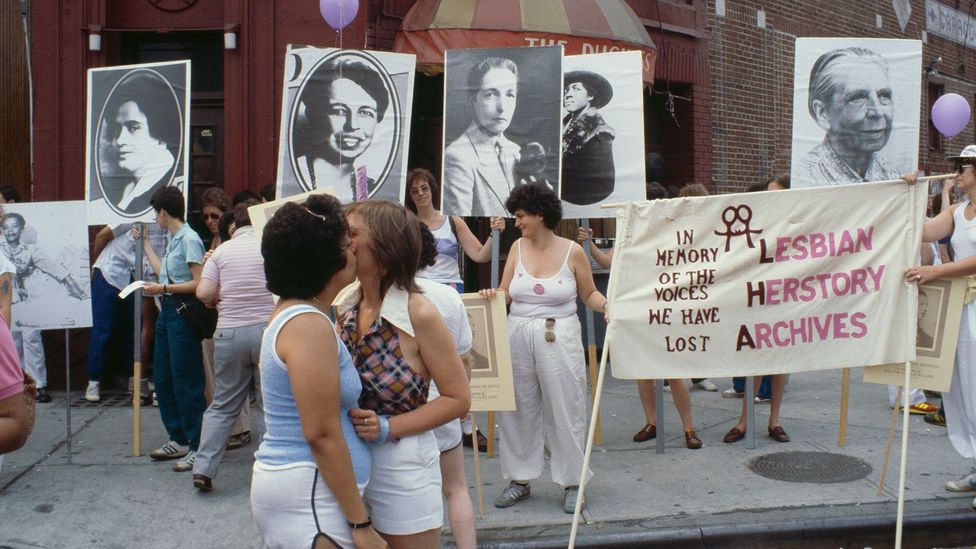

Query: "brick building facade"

xmin=708 ymin=0 xmax=976 ymax=192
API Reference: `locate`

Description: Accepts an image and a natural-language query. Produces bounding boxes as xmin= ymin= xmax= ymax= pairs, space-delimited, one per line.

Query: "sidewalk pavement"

xmin=2 ymin=368 xmax=975 ymax=548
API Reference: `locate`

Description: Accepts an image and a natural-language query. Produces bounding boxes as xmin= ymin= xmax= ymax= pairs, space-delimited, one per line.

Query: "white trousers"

xmin=887 ymin=385 xmax=925 ymax=408
xmin=498 ymin=315 xmax=591 ymax=488
xmin=13 ymin=330 xmax=46 ymax=388
xmin=945 ymin=302 xmax=976 ymax=465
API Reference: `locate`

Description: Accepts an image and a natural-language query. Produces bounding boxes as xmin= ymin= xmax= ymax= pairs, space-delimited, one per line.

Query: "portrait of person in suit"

xmin=97 ymin=70 xmax=183 ymax=218
xmin=443 ymin=57 xmax=523 ymax=217
xmin=294 ymin=54 xmax=392 ymax=202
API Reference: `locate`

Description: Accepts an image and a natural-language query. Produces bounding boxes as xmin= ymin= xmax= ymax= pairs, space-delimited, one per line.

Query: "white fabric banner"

xmin=606 ymin=182 xmax=926 ymax=379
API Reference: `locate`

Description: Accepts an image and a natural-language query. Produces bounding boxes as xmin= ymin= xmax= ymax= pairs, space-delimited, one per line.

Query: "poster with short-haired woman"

xmin=85 ymin=61 xmax=190 ymax=225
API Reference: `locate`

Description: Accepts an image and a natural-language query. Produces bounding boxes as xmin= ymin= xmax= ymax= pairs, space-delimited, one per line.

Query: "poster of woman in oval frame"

xmin=85 ymin=61 xmax=189 ymax=225
xmin=276 ymin=47 xmax=415 ymax=203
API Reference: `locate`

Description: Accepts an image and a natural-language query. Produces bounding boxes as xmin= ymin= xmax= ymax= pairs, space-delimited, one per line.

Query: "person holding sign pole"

xmin=480 ymin=182 xmax=608 ymax=514
xmin=904 ymin=146 xmax=976 ymax=503
xmin=138 ymin=186 xmax=207 ymax=472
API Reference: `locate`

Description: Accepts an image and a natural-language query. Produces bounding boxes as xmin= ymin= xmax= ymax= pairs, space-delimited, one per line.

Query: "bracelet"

xmin=348 ymin=518 xmax=372 ymax=529
xmin=163 ymin=284 xmax=168 ymax=294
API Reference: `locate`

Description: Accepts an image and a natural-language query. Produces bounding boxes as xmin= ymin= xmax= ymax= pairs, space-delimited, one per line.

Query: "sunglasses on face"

xmin=203 ymin=212 xmax=221 ymax=221
xmin=954 ymin=162 xmax=974 ymax=174
xmin=544 ymin=318 xmax=556 ymax=343
xmin=409 ymin=185 xmax=431 ymax=196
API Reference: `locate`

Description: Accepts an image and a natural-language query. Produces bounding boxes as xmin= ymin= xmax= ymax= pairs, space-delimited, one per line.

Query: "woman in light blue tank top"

xmin=250 ymin=196 xmax=384 ymax=549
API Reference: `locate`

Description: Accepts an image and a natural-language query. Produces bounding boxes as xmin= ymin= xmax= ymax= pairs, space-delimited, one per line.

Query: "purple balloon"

xmin=932 ymin=93 xmax=971 ymax=139
xmin=319 ymin=0 xmax=359 ymax=30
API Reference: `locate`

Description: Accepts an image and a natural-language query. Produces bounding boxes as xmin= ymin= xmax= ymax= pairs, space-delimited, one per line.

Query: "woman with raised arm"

xmin=405 ymin=168 xmax=504 ymax=292
xmin=905 ymin=146 xmax=976 ymax=504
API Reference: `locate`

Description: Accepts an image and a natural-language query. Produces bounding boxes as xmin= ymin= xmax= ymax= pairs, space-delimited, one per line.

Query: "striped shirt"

xmin=200 ymin=226 xmax=274 ymax=328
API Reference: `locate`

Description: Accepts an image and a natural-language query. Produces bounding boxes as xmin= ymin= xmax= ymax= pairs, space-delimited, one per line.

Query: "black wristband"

xmin=348 ymin=518 xmax=372 ymax=529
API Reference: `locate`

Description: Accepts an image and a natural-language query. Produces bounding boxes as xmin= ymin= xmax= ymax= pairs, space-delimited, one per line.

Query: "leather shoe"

xmin=633 ymin=424 xmax=657 ymax=442
xmin=462 ymin=429 xmax=488 ymax=452
xmin=684 ymin=429 xmax=703 ymax=449
xmin=723 ymin=426 xmax=746 ymax=443
xmin=768 ymin=425 xmax=790 ymax=443
xmin=192 ymin=474 xmax=213 ymax=492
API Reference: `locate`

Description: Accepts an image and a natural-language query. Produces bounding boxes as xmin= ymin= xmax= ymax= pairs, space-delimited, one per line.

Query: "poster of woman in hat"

xmin=560 ymin=52 xmax=646 ymax=219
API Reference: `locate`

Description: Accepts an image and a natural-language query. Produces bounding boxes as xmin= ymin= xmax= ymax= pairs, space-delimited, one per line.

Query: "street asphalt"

xmin=2 ymin=368 xmax=975 ymax=548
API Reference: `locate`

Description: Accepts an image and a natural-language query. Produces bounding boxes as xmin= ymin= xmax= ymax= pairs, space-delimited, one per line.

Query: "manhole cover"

xmin=748 ymin=451 xmax=872 ymax=483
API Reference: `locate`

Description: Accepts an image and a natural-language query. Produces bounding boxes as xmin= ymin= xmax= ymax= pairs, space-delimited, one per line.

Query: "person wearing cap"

xmin=561 ymin=70 xmax=616 ymax=205
xmin=795 ymin=47 xmax=900 ymax=187
xmin=904 ymin=145 xmax=976 ymax=506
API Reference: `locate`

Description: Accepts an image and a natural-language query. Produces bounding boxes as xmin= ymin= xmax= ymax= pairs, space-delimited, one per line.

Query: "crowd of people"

xmin=1 ymin=137 xmax=975 ymax=546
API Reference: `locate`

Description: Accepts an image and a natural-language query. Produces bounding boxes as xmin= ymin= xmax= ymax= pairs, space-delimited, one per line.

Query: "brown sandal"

xmin=684 ymin=429 xmax=703 ymax=449
xmin=768 ymin=425 xmax=790 ymax=443
xmin=723 ymin=426 xmax=746 ymax=443
xmin=633 ymin=424 xmax=657 ymax=442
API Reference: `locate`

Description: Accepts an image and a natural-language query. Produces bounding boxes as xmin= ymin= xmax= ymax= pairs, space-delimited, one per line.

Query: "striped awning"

xmin=394 ymin=0 xmax=657 ymax=83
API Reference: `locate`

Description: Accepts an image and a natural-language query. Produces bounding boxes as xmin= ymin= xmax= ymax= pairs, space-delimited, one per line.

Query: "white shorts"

xmin=433 ymin=419 xmax=463 ymax=453
xmin=251 ymin=461 xmax=367 ymax=549
xmin=365 ymin=430 xmax=443 ymax=535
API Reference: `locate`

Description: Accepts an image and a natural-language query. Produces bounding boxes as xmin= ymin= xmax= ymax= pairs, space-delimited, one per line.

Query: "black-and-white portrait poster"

xmin=561 ymin=51 xmax=646 ymax=219
xmin=790 ymin=38 xmax=921 ymax=188
xmin=85 ymin=61 xmax=190 ymax=225
xmin=276 ymin=46 xmax=415 ymax=203
xmin=442 ymin=46 xmax=563 ymax=217
xmin=0 ymin=202 xmax=91 ymax=331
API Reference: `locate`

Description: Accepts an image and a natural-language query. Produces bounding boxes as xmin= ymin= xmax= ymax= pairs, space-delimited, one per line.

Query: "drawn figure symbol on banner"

xmin=714 ymin=205 xmax=762 ymax=252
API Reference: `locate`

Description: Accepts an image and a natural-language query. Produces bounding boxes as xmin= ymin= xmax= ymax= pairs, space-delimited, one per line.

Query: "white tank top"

xmin=951 ymin=200 xmax=976 ymax=261
xmin=418 ymin=216 xmax=463 ymax=284
xmin=508 ymin=240 xmax=577 ymax=318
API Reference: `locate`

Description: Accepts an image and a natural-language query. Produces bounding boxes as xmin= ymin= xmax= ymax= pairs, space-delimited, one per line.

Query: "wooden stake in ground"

xmin=569 ymin=343 xmax=611 ymax=548
xmin=838 ymin=368 xmax=850 ymax=447
xmin=470 ymin=414 xmax=485 ymax=517
xmin=877 ymin=386 xmax=903 ymax=496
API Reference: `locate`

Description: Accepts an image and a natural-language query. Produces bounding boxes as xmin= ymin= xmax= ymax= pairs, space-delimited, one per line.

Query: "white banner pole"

xmin=895 ymin=362 xmax=911 ymax=549
xmin=569 ymin=341 xmax=610 ymax=548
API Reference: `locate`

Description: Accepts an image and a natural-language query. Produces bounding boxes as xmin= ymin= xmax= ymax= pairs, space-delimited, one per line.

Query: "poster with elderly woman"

xmin=560 ymin=51 xmax=646 ymax=219
xmin=85 ymin=61 xmax=190 ymax=225
xmin=0 ymin=202 xmax=91 ymax=330
xmin=276 ymin=46 xmax=416 ymax=202
xmin=790 ymin=38 xmax=921 ymax=188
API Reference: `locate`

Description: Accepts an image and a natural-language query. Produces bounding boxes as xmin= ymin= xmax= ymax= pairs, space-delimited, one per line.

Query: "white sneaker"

xmin=946 ymin=469 xmax=976 ymax=492
xmin=722 ymin=387 xmax=743 ymax=398
xmin=150 ymin=440 xmax=189 ymax=461
xmin=695 ymin=380 xmax=719 ymax=392
xmin=85 ymin=381 xmax=101 ymax=402
xmin=663 ymin=383 xmax=671 ymax=393
xmin=172 ymin=451 xmax=197 ymax=472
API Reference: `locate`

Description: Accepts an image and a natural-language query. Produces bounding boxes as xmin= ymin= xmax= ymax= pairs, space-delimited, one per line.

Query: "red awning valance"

xmin=393 ymin=0 xmax=657 ymax=83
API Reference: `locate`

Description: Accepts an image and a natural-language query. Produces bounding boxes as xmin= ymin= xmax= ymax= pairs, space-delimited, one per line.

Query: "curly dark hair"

xmin=104 ymin=70 xmax=182 ymax=150
xmin=262 ymin=194 xmax=349 ymax=299
xmin=504 ymin=182 xmax=561 ymax=229
xmin=418 ymin=223 xmax=437 ymax=269
xmin=150 ymin=185 xmax=186 ymax=221
xmin=199 ymin=187 xmax=231 ymax=213
xmin=345 ymin=200 xmax=420 ymax=296
xmin=404 ymin=168 xmax=441 ymax=214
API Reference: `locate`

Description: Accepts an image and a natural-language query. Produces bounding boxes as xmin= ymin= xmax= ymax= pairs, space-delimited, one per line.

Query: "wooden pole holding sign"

xmin=132 ymin=224 xmax=145 ymax=456
xmin=877 ymin=386 xmax=903 ymax=496
xmin=838 ymin=368 xmax=850 ymax=447
xmin=580 ymin=220 xmax=603 ymax=446
xmin=470 ymin=414 xmax=485 ymax=517
xmin=486 ymin=227 xmax=501 ymax=458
